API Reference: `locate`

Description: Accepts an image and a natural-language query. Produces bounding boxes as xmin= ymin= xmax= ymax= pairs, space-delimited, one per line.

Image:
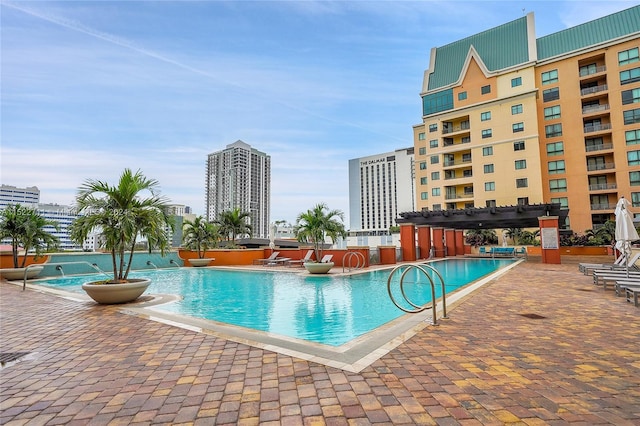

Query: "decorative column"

xmin=454 ymin=229 xmax=465 ymax=255
xmin=539 ymin=216 xmax=561 ymax=264
xmin=432 ymin=227 xmax=445 ymax=258
xmin=378 ymin=246 xmax=397 ymax=265
xmin=399 ymin=223 xmax=416 ymax=262
xmin=417 ymin=226 xmax=431 ymax=259
xmin=445 ymin=229 xmax=456 ymax=257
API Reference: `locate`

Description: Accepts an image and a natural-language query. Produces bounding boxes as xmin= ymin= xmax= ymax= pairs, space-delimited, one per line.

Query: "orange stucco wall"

xmin=0 ymin=253 xmax=49 ymax=269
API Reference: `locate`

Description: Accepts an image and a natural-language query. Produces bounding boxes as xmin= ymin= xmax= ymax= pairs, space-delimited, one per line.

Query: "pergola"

xmin=396 ymin=203 xmax=569 ymax=230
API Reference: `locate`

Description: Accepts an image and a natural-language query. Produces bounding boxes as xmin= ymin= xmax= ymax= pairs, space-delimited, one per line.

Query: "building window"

xmin=550 ymin=178 xmax=567 ymax=192
xmin=543 ymin=87 xmax=560 ymax=102
xmin=432 ymin=204 xmax=442 ymax=211
xmin=628 ymin=150 xmax=640 ymax=166
xmin=513 ymin=141 xmax=525 ymax=151
xmin=418 ymin=132 xmax=426 ymax=140
xmin=481 ymin=129 xmax=492 ymax=139
xmin=544 ymin=105 xmax=561 ymax=120
xmin=429 ymin=139 xmax=438 ymax=148
xmin=481 ymin=85 xmax=491 ymax=94
xmin=632 ymin=192 xmax=640 ymax=207
xmin=627 ymin=130 xmax=640 ymax=145
xmin=484 ymin=164 xmax=494 ymax=173
xmin=485 ymin=182 xmax=495 ymax=191
xmin=483 ymin=146 xmax=493 ymax=156
xmin=419 ymin=161 xmax=427 ymax=170
xmin=429 ymin=123 xmax=438 ymax=132
xmin=511 ymin=76 xmax=522 ymax=87
xmin=512 ymin=122 xmax=524 ymax=133
xmin=431 ymin=171 xmax=440 ymax=180
xmin=516 ymin=178 xmax=528 ymax=188
xmin=546 ymin=142 xmax=564 ymax=156
xmin=619 ymin=47 xmax=639 ymax=66
xmin=541 ymin=69 xmax=558 ymax=85
xmin=620 ymin=67 xmax=640 ymax=85
xmin=517 ymin=197 xmax=529 ymax=205
xmin=420 ymin=192 xmax=428 ymax=200
xmin=419 ymin=147 xmax=426 ymax=155
xmin=630 ymin=171 xmax=640 ymax=186
xmin=545 ymin=123 xmax=563 ymax=138
xmin=548 ymin=160 xmax=565 ymax=174
xmin=551 ymin=197 xmax=568 ymax=208
xmin=430 ymin=155 xmax=439 ymax=164
xmin=481 ymin=111 xmax=491 ymax=121
xmin=432 ymin=188 xmax=441 ymax=196
xmin=623 ymin=108 xmax=640 ymax=124
xmin=486 ymin=200 xmax=496 ymax=207
xmin=420 ymin=177 xmax=428 ymax=185
xmin=515 ymin=160 xmax=527 ymax=170
xmin=458 ymin=91 xmax=467 ymax=100
xmin=511 ymin=104 xmax=523 ymax=115
xmin=622 ymin=88 xmax=640 ymax=105
xmin=579 ymin=63 xmax=597 ymax=77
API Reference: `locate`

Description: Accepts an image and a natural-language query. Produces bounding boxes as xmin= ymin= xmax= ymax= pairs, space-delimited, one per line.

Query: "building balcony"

xmin=584 ymin=123 xmax=612 ymax=133
xmin=581 ymin=84 xmax=608 ymax=96
xmin=443 ymin=158 xmax=472 ymax=168
xmin=588 ymin=183 xmax=617 ymax=191
xmin=590 ymin=203 xmax=615 ymax=211
xmin=582 ymin=104 xmax=610 ymax=116
xmin=579 ymin=65 xmax=607 ymax=78
xmin=587 ymin=162 xmax=615 ymax=172
xmin=445 ymin=192 xmax=474 ymax=200
xmin=585 ymin=142 xmax=613 ymax=152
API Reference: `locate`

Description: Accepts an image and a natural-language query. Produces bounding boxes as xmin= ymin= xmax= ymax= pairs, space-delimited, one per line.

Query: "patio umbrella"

xmin=269 ymin=222 xmax=277 ymax=249
xmin=614 ymin=196 xmax=639 ymax=277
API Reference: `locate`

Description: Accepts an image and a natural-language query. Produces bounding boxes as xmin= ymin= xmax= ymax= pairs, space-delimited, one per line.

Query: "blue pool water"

xmin=33 ymin=258 xmax=515 ymax=346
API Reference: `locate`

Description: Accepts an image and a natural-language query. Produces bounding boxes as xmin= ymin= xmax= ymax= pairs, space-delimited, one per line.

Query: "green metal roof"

xmin=427 ymin=16 xmax=530 ymax=91
xmin=537 ymin=5 xmax=640 ymax=60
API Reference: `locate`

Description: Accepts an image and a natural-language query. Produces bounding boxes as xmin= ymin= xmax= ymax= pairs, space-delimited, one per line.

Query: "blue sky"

xmin=1 ymin=0 xmax=636 ymax=225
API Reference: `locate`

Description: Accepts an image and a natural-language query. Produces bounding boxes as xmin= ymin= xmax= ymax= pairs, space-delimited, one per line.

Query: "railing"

xmin=581 ymin=84 xmax=608 ymax=96
xmin=442 ymin=122 xmax=470 ymax=135
xmin=445 ymin=192 xmax=474 ymax=200
xmin=342 ymin=251 xmax=366 ymax=273
xmin=590 ymin=203 xmax=615 ymax=211
xmin=586 ymin=162 xmax=615 ymax=171
xmin=582 ymin=104 xmax=610 ymax=114
xmin=584 ymin=123 xmax=612 ymax=133
xmin=386 ymin=263 xmax=447 ymax=325
xmin=588 ymin=183 xmax=617 ymax=191
xmin=585 ymin=143 xmax=613 ymax=152
xmin=579 ymin=65 xmax=606 ymax=77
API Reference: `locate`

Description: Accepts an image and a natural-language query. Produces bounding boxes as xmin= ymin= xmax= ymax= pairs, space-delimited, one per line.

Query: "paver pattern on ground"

xmin=1 ymin=256 xmax=639 ymax=425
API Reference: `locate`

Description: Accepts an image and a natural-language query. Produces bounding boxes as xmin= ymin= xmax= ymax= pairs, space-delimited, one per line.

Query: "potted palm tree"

xmin=295 ymin=203 xmax=346 ymax=274
xmin=216 ymin=208 xmax=252 ymax=247
xmin=69 ymin=169 xmax=173 ymax=304
xmin=182 ymin=216 xmax=220 ymax=266
xmin=0 ymin=204 xmax=59 ymax=280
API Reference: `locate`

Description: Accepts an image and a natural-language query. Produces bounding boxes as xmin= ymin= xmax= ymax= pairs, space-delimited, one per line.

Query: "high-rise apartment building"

xmin=348 ymin=148 xmax=415 ymax=245
xmin=413 ymin=6 xmax=640 ymax=234
xmin=0 ymin=185 xmax=40 ymax=209
xmin=206 ymin=140 xmax=271 ymax=239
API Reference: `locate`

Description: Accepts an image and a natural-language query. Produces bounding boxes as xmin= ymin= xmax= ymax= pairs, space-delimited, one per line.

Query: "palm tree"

xmin=294 ymin=203 xmax=346 ymax=262
xmin=183 ymin=216 xmax=220 ymax=258
xmin=216 ymin=208 xmax=252 ymax=242
xmin=69 ymin=169 xmax=173 ymax=283
xmin=0 ymin=204 xmax=59 ymax=268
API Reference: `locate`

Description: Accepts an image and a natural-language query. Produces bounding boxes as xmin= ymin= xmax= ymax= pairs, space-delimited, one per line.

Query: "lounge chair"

xmin=579 ymin=253 xmax=638 ymax=275
xmin=253 ymin=251 xmax=280 ymax=265
xmin=592 ymin=269 xmax=640 ymax=289
xmin=286 ymin=250 xmax=314 ymax=267
xmin=320 ymin=255 xmax=333 ymax=263
xmin=614 ymin=279 xmax=640 ymax=296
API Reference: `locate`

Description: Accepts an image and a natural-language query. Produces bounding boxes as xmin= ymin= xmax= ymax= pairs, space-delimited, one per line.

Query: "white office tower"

xmin=0 ymin=185 xmax=40 ymax=209
xmin=348 ymin=148 xmax=415 ymax=246
xmin=206 ymin=140 xmax=271 ymax=239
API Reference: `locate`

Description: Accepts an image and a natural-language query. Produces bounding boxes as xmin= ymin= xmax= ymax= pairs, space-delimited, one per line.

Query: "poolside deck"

xmin=2 ymin=256 xmax=639 ymax=425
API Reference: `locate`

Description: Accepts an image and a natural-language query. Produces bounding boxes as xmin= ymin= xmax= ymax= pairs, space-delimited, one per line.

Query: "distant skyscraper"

xmin=0 ymin=185 xmax=40 ymax=209
xmin=206 ymin=140 xmax=271 ymax=239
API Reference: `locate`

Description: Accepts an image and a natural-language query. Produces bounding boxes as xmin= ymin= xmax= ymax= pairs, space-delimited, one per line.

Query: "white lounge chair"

xmin=320 ymin=255 xmax=333 ymax=263
xmin=581 ymin=252 xmax=640 ymax=275
xmin=253 ymin=251 xmax=280 ymax=265
xmin=286 ymin=250 xmax=314 ymax=267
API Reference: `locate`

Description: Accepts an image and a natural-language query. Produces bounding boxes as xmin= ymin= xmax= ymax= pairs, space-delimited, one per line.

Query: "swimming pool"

xmin=32 ymin=258 xmax=515 ymax=346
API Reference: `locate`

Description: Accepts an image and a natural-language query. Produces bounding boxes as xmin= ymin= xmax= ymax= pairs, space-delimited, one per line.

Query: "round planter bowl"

xmin=0 ymin=265 xmax=44 ymax=281
xmin=303 ymin=262 xmax=334 ymax=274
xmin=82 ymin=278 xmax=151 ymax=304
xmin=188 ymin=258 xmax=214 ymax=267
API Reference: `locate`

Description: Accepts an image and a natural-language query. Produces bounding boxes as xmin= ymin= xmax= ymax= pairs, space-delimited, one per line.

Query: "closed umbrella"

xmin=614 ymin=196 xmax=639 ymax=277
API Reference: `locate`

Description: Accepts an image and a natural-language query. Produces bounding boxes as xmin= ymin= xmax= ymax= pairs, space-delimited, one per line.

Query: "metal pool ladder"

xmin=386 ymin=262 xmax=448 ymax=325
xmin=342 ymin=251 xmax=366 ymax=272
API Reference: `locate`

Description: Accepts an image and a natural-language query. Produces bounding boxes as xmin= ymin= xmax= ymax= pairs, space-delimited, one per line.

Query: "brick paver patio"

xmin=1 ymin=257 xmax=639 ymax=425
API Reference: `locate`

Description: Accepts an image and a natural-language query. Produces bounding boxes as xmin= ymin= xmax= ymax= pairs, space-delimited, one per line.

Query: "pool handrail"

xmin=387 ymin=263 xmax=445 ymax=325
xmin=23 ymin=261 xmax=110 ymax=291
xmin=343 ymin=251 xmax=366 ymax=272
